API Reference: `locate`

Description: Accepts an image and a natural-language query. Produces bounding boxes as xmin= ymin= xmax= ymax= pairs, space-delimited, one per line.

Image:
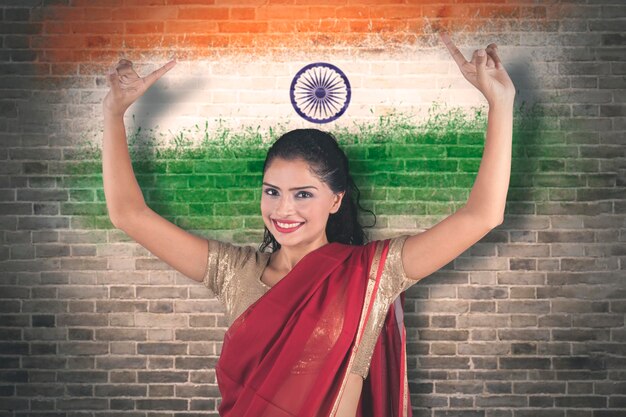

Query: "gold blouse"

xmin=202 ymin=235 xmax=418 ymax=379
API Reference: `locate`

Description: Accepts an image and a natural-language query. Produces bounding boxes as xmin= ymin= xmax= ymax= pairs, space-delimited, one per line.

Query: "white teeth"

xmin=276 ymin=221 xmax=302 ymax=229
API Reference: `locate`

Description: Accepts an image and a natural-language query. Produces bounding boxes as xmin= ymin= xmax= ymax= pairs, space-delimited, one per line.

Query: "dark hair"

xmin=259 ymin=128 xmax=376 ymax=253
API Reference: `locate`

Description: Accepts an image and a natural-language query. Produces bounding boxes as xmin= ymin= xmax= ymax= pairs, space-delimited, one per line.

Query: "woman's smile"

xmin=272 ymin=219 xmax=305 ymax=233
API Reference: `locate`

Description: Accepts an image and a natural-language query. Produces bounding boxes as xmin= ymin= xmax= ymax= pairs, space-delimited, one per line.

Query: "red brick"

xmin=124 ymin=35 xmax=166 ymax=48
xmin=73 ymin=0 xmax=122 ymax=6
xmin=168 ymin=0 xmax=216 ymax=4
xmin=455 ymin=0 xmax=506 ymax=3
xmin=308 ymin=7 xmax=335 ymax=19
xmin=218 ymin=21 xmax=268 ymax=33
xmin=347 ymin=0 xmax=404 ymax=5
xmin=407 ymin=19 xmax=426 ymax=34
xmin=228 ymin=33 xmax=256 ymax=47
xmin=44 ymin=22 xmax=71 ymax=34
xmin=178 ymin=34 xmax=230 ymax=47
xmin=40 ymin=49 xmax=76 ymax=62
xmin=112 ymin=7 xmax=178 ymax=20
xmin=44 ymin=7 xmax=84 ymax=21
xmin=123 ymin=0 xmax=167 ymax=5
xmin=166 ymin=21 xmax=219 ymax=33
xmin=297 ymin=20 xmax=350 ymax=33
xmin=73 ymin=49 xmax=96 ymax=61
xmin=370 ymin=6 xmax=422 ymax=19
xmin=82 ymin=8 xmax=113 ymax=20
xmin=229 ymin=7 xmax=256 ymax=20
xmin=268 ymin=21 xmax=296 ymax=33
xmin=88 ymin=50 xmax=122 ymax=63
xmin=70 ymin=22 xmax=124 ymax=34
xmin=31 ymin=35 xmax=85 ymax=49
xmin=215 ymin=0 xmax=266 ymax=4
xmin=125 ymin=22 xmax=165 ymax=34
xmin=178 ymin=7 xmax=230 ymax=20
xmin=256 ymin=6 xmax=307 ymax=20
xmin=161 ymin=34 xmax=178 ymax=45
xmin=336 ymin=6 xmax=370 ymax=19
xmin=295 ymin=0 xmax=344 ymax=5
xmin=422 ymin=5 xmax=472 ymax=19
xmin=349 ymin=19 xmax=407 ymax=32
xmin=85 ymin=35 xmax=124 ymax=48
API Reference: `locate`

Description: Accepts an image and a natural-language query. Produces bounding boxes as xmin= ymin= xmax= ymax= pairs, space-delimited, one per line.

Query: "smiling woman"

xmin=258 ymin=130 xmax=366 ymax=257
xmin=203 ymin=128 xmax=417 ymax=417
xmin=102 ymin=30 xmax=514 ymax=417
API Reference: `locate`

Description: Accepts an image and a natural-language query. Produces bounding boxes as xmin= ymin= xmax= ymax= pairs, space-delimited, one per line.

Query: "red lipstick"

xmin=272 ymin=219 xmax=304 ymax=233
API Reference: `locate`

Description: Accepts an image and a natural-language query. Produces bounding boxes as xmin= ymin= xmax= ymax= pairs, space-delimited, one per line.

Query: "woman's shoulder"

xmin=369 ymin=234 xmax=415 ymax=296
xmin=203 ymin=239 xmax=271 ymax=292
xmin=207 ymin=238 xmax=271 ymax=271
xmin=364 ymin=234 xmax=411 ymax=256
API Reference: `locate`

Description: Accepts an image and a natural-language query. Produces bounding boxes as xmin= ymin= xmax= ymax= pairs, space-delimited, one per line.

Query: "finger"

xmin=474 ymin=49 xmax=488 ymax=84
xmin=116 ymin=59 xmax=135 ymax=76
xmin=106 ymin=67 xmax=122 ymax=92
xmin=486 ymin=44 xmax=503 ymax=70
xmin=112 ymin=65 xmax=140 ymax=91
xmin=439 ymin=31 xmax=467 ymax=69
xmin=116 ymin=59 xmax=142 ymax=85
xmin=143 ymin=59 xmax=177 ymax=89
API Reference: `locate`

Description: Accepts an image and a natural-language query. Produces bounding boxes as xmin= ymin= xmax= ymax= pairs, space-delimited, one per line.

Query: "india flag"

xmin=32 ymin=0 xmax=556 ymax=237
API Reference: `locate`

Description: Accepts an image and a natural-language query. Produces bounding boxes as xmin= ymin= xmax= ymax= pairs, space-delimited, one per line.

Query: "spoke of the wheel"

xmin=321 ymin=98 xmax=334 ymax=115
xmin=301 ymin=95 xmax=317 ymax=113
xmin=313 ymin=69 xmax=322 ymax=89
xmin=320 ymin=70 xmax=332 ymax=90
xmin=300 ymin=77 xmax=316 ymax=92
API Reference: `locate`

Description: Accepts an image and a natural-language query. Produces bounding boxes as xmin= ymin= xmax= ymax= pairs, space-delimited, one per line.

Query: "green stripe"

xmin=63 ymin=103 xmax=550 ymax=233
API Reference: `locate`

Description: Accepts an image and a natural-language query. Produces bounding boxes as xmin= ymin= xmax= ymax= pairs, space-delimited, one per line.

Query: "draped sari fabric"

xmin=357 ymin=291 xmax=413 ymax=417
xmin=215 ymin=239 xmax=411 ymax=416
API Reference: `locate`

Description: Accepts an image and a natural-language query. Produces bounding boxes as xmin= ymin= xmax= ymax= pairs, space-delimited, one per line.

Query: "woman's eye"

xmin=263 ymin=189 xmax=312 ymax=198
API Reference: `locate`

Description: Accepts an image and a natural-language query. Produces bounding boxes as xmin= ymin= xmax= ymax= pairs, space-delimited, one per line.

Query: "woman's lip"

xmin=272 ymin=219 xmax=304 ymax=233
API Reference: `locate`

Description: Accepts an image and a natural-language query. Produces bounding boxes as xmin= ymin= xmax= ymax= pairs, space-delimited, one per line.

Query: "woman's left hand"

xmin=439 ymin=31 xmax=516 ymax=106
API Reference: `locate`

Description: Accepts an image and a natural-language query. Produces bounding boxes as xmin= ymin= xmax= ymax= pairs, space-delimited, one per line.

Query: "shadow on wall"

xmin=131 ymin=67 xmax=202 ymax=141
xmin=507 ymin=55 xmax=551 ymax=218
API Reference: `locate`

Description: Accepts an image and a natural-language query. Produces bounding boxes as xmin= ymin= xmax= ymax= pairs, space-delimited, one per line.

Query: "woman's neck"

xmin=273 ymin=238 xmax=329 ymax=271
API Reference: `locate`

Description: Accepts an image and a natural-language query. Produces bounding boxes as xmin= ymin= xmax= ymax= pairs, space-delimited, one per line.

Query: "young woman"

xmin=102 ymin=32 xmax=515 ymax=417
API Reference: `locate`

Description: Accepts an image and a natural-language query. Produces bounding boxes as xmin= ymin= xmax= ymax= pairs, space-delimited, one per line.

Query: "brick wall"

xmin=1 ymin=1 xmax=625 ymax=416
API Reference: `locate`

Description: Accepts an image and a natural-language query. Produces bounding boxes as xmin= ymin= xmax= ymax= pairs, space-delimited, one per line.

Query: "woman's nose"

xmin=276 ymin=196 xmax=294 ymax=214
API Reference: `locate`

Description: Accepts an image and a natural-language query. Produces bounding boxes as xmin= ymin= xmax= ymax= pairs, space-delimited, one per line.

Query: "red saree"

xmin=215 ymin=239 xmax=412 ymax=417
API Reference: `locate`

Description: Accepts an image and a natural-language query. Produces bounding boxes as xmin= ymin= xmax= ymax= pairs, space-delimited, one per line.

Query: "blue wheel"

xmin=290 ymin=62 xmax=351 ymax=124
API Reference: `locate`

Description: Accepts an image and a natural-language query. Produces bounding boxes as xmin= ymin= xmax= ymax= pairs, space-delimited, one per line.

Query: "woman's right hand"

xmin=103 ymin=58 xmax=176 ymax=117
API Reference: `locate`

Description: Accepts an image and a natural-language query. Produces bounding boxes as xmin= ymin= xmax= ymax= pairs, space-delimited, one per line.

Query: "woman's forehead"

xmin=263 ymin=159 xmax=323 ymax=186
xmin=264 ymin=158 xmax=312 ymax=175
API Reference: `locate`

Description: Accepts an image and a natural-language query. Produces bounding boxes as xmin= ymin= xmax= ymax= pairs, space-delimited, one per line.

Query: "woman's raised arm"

xmin=102 ymin=58 xmax=175 ymax=222
xmin=102 ymin=58 xmax=212 ymax=283
xmin=398 ymin=33 xmax=515 ymax=283
xmin=438 ymin=31 xmax=515 ymax=219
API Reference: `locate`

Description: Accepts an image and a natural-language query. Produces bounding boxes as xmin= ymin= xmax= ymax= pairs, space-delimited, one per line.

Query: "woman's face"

xmin=261 ymin=157 xmax=345 ymax=248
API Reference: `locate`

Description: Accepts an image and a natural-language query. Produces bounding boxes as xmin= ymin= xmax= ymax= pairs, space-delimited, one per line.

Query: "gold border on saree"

xmin=329 ymin=240 xmax=386 ymax=417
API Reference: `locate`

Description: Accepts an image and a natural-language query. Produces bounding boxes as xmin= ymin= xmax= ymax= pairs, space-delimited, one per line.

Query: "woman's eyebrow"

xmin=262 ymin=182 xmax=318 ymax=191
